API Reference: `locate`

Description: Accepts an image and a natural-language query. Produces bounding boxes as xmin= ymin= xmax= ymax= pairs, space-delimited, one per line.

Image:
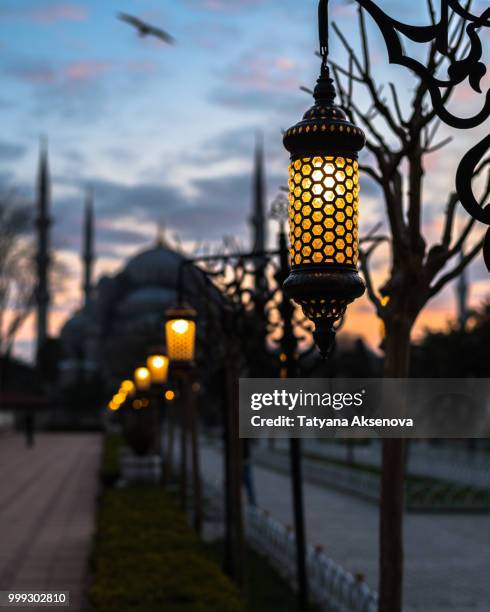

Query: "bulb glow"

xmin=171 ymin=319 xmax=190 ymax=334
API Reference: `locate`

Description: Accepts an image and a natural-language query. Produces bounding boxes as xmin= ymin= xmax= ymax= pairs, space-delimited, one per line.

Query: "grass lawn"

xmin=277 ymin=448 xmax=490 ymax=508
xmin=205 ymin=541 xmax=302 ymax=612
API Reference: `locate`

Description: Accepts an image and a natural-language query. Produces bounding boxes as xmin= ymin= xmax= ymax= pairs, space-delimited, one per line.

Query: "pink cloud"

xmin=64 ymin=61 xmax=112 ymax=82
xmin=126 ymin=60 xmax=159 ymax=75
xmin=0 ymin=3 xmax=87 ymax=23
xmin=188 ymin=0 xmax=265 ymax=11
xmin=12 ymin=66 xmax=57 ymax=84
xmin=29 ymin=3 xmax=87 ymax=23
xmin=227 ymin=52 xmax=299 ymax=93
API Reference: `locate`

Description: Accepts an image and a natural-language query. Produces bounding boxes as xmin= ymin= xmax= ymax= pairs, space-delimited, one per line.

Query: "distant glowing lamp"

xmin=114 ymin=392 xmax=126 ymax=405
xmin=108 ymin=401 xmax=119 ymax=412
xmin=283 ymin=60 xmax=366 ymax=357
xmin=121 ymin=380 xmax=135 ymax=396
xmin=134 ymin=366 xmax=151 ymax=391
xmin=146 ymin=354 xmax=169 ymax=385
xmin=165 ymin=306 xmax=197 ymax=364
xmin=165 ymin=389 xmax=176 ymax=401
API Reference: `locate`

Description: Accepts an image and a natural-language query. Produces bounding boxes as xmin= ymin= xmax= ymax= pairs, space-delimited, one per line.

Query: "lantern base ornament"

xmin=284 ymin=266 xmax=365 ymax=358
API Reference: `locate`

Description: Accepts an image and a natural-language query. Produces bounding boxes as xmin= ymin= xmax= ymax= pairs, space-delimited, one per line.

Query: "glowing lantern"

xmin=165 ymin=389 xmax=175 ymax=401
xmin=121 ymin=380 xmax=135 ymax=396
xmin=283 ymin=61 xmax=366 ymax=357
xmin=134 ymin=366 xmax=151 ymax=391
xmin=165 ymin=306 xmax=197 ymax=364
xmin=147 ymin=354 xmax=169 ymax=385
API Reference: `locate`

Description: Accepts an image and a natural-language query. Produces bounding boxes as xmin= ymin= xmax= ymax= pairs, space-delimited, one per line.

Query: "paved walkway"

xmin=200 ymin=441 xmax=490 ymax=612
xmin=0 ymin=433 xmax=102 ymax=611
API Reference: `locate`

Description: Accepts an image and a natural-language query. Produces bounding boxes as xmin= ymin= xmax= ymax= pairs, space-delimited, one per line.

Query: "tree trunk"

xmin=223 ymin=348 xmax=246 ymax=590
xmin=379 ymin=317 xmax=411 ymax=612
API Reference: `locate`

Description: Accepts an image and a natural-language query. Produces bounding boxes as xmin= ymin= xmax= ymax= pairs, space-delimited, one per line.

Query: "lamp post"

xmin=146 ymin=354 xmax=169 ymax=479
xmin=134 ymin=366 xmax=151 ymax=392
xmin=165 ymin=306 xmax=202 ymax=533
xmin=174 ymin=232 xmax=309 ymax=596
xmin=147 ymin=354 xmax=169 ymax=386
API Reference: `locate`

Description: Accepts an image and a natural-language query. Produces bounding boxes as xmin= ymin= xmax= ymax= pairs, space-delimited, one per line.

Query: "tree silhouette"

xmin=329 ymin=2 xmax=489 ymax=610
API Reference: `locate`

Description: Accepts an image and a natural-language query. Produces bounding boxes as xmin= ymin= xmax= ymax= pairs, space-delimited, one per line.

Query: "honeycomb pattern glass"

xmin=288 ymin=156 xmax=359 ymax=267
xmin=165 ymin=319 xmax=196 ymax=363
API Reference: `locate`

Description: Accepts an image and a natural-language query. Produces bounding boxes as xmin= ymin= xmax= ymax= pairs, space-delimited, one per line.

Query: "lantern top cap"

xmin=283 ymin=68 xmax=365 ymax=158
xmin=165 ymin=305 xmax=197 ymax=321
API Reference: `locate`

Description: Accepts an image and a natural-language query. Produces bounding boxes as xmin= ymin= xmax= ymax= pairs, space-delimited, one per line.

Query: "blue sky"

xmin=0 ymin=0 xmax=489 ymax=359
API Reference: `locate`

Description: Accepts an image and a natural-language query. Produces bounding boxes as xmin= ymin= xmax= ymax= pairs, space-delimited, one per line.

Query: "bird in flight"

xmin=118 ymin=13 xmax=175 ymax=45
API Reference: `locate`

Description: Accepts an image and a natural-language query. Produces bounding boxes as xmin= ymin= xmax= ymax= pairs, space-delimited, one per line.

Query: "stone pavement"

xmin=200 ymin=441 xmax=490 ymax=612
xmin=0 ymin=433 xmax=102 ymax=612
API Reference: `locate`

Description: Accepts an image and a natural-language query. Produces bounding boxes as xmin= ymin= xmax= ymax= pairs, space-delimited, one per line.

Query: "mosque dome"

xmin=123 ymin=242 xmax=186 ymax=289
xmin=117 ymin=286 xmax=176 ymax=317
xmin=60 ymin=308 xmax=95 ymax=351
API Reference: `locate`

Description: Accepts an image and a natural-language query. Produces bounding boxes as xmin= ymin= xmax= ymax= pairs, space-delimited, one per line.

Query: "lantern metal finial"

xmin=282 ymin=52 xmax=366 ymax=357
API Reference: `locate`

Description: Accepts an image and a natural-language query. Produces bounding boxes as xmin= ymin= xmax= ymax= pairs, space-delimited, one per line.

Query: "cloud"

xmin=185 ymin=0 xmax=267 ymax=11
xmin=0 ymin=139 xmax=26 ymax=161
xmin=211 ymin=50 xmax=307 ymax=112
xmin=7 ymin=59 xmax=112 ymax=86
xmin=225 ymin=51 xmax=299 ymax=93
xmin=64 ymin=61 xmax=112 ymax=82
xmin=0 ymin=3 xmax=87 ymax=24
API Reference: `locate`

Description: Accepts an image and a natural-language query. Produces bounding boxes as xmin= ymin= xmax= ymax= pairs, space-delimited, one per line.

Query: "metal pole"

xmin=222 ymin=363 xmax=234 ymax=579
xmin=278 ymin=228 xmax=309 ymax=611
xmin=179 ymin=377 xmax=188 ymax=511
xmin=223 ymin=323 xmax=246 ymax=590
xmin=187 ymin=374 xmax=203 ymax=535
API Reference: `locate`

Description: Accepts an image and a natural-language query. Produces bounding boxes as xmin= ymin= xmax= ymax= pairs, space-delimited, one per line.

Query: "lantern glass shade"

xmin=165 ymin=318 xmax=196 ymax=363
xmin=147 ymin=355 xmax=169 ymax=384
xmin=134 ymin=366 xmax=151 ymax=391
xmin=288 ymin=156 xmax=359 ymax=268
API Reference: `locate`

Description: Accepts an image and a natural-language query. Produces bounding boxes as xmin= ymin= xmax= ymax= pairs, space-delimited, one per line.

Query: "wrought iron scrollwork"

xmin=455 ymin=134 xmax=490 ymax=270
xmin=319 ymin=0 xmax=490 ymax=269
xmin=335 ymin=0 xmax=490 ymax=129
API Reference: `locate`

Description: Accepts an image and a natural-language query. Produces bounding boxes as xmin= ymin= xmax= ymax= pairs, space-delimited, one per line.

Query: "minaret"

xmin=35 ymin=138 xmax=51 ymax=362
xmin=82 ymin=189 xmax=95 ymax=307
xmin=250 ymin=133 xmax=267 ymax=254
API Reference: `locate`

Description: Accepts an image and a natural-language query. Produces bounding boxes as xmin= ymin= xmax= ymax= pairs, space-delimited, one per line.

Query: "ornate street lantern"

xmin=146 ymin=354 xmax=169 ymax=385
xmin=283 ymin=9 xmax=366 ymax=357
xmin=134 ymin=366 xmax=151 ymax=391
xmin=165 ymin=306 xmax=197 ymax=365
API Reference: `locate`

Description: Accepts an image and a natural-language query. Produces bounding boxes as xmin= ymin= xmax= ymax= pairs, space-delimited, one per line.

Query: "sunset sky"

xmin=0 ymin=0 xmax=488 ymax=361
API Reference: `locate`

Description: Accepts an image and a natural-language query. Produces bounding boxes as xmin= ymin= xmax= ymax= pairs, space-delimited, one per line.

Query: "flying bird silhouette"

xmin=118 ymin=13 xmax=175 ymax=45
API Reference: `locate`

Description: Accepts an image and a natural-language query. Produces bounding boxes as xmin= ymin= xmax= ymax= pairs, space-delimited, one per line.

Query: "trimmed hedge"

xmin=99 ymin=433 xmax=123 ymax=487
xmin=90 ymin=446 xmax=244 ymax=612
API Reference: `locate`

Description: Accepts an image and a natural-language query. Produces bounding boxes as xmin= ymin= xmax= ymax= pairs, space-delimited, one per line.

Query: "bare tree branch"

xmin=429 ymin=234 xmax=484 ymax=296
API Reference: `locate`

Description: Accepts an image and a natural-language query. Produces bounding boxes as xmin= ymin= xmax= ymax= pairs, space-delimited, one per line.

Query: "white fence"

xmin=203 ymin=481 xmax=378 ymax=612
xmin=255 ymin=446 xmax=490 ymax=510
xmin=294 ymin=440 xmax=490 ymax=489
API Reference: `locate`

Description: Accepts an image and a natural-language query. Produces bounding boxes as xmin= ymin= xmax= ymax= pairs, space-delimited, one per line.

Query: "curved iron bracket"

xmin=351 ymin=0 xmax=490 ymax=129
